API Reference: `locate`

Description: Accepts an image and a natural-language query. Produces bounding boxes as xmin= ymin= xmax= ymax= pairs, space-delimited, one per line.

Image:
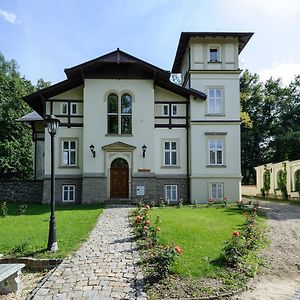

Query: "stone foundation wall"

xmin=0 ymin=180 xmax=43 ymax=203
xmin=82 ymin=177 xmax=107 ymax=204
xmin=131 ymin=175 xmax=188 ymax=203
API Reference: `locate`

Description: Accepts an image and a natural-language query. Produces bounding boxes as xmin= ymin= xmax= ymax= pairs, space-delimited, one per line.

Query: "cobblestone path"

xmin=31 ymin=205 xmax=147 ymax=300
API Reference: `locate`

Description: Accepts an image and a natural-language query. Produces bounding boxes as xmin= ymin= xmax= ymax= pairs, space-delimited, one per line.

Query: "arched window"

xmin=295 ymin=169 xmax=300 ymax=193
xmin=107 ymin=93 xmax=132 ymax=134
xmin=121 ymin=94 xmax=132 ymax=134
xmin=107 ymin=94 xmax=118 ymax=134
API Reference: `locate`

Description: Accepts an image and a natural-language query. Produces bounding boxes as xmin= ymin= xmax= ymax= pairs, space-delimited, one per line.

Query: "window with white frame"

xmin=164 ymin=141 xmax=177 ymax=166
xmin=107 ymin=93 xmax=132 ymax=134
xmin=61 ymin=103 xmax=68 ymax=115
xmin=210 ymin=183 xmax=223 ymax=201
xmin=209 ymin=139 xmax=224 ymax=165
xmin=209 ymin=46 xmax=220 ymax=62
xmin=171 ymin=104 xmax=178 ymax=116
xmin=62 ymin=140 xmax=77 ymax=166
xmin=162 ymin=104 xmax=169 ymax=116
xmin=207 ymin=88 xmax=222 ymax=114
xmin=62 ymin=185 xmax=75 ymax=202
xmin=71 ymin=103 xmax=78 ymax=115
xmin=165 ymin=185 xmax=178 ymax=202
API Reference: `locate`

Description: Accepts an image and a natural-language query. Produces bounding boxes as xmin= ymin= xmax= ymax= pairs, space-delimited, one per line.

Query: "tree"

xmin=0 ymin=53 xmax=47 ymax=179
xmin=240 ymin=71 xmax=300 ymax=184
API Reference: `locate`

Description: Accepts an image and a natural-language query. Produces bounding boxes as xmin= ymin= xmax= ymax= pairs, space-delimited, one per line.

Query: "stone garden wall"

xmin=0 ymin=180 xmax=43 ymax=203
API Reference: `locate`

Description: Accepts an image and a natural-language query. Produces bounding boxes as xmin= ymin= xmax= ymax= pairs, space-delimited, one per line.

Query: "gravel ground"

xmin=0 ymin=271 xmax=46 ymax=300
xmin=234 ymin=200 xmax=300 ymax=300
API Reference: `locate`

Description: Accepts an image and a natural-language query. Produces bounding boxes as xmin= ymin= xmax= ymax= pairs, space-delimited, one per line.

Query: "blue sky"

xmin=1 ymin=0 xmax=300 ymax=85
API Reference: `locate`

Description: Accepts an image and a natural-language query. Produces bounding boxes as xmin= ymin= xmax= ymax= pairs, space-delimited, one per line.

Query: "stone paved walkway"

xmin=31 ymin=205 xmax=147 ymax=300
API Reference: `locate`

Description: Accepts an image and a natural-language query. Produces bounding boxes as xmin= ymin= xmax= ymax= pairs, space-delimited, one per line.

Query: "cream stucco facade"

xmin=23 ymin=32 xmax=253 ymax=204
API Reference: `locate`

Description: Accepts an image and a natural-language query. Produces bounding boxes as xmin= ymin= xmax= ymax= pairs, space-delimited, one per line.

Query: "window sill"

xmin=208 ymin=61 xmax=222 ymax=64
xmin=105 ymin=134 xmax=133 ymax=137
xmin=206 ymin=165 xmax=227 ymax=168
xmin=59 ymin=166 xmax=80 ymax=169
xmin=205 ymin=113 xmax=225 ymax=117
xmin=161 ymin=165 xmax=181 ymax=169
xmin=62 ymin=200 xmax=75 ymax=203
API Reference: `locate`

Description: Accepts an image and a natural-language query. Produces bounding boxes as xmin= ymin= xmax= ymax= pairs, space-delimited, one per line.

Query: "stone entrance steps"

xmin=105 ymin=198 xmax=135 ymax=205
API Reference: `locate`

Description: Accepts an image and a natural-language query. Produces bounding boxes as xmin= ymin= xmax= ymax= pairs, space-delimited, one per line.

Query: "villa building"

xmin=20 ymin=32 xmax=253 ymax=204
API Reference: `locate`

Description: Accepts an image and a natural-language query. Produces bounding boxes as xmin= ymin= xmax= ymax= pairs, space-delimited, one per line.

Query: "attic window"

xmin=209 ymin=47 xmax=220 ymax=62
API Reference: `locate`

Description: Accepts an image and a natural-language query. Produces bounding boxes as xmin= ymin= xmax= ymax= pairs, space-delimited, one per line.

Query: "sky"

xmin=1 ymin=0 xmax=300 ymax=86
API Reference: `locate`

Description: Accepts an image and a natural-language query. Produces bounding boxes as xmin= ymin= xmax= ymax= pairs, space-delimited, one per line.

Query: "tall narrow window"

xmin=71 ymin=103 xmax=78 ymax=115
xmin=61 ymin=103 xmax=68 ymax=115
xmin=210 ymin=183 xmax=223 ymax=200
xmin=209 ymin=48 xmax=219 ymax=62
xmin=162 ymin=104 xmax=169 ymax=116
xmin=209 ymin=140 xmax=223 ymax=165
xmin=107 ymin=94 xmax=118 ymax=134
xmin=207 ymin=88 xmax=222 ymax=114
xmin=121 ymin=94 xmax=132 ymax=134
xmin=62 ymin=140 xmax=77 ymax=166
xmin=171 ymin=104 xmax=178 ymax=116
xmin=165 ymin=185 xmax=178 ymax=202
xmin=107 ymin=93 xmax=132 ymax=134
xmin=164 ymin=141 xmax=177 ymax=166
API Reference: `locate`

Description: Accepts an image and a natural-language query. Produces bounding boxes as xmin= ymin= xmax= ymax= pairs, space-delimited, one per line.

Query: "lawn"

xmin=149 ymin=205 xmax=257 ymax=278
xmin=0 ymin=202 xmax=104 ymax=258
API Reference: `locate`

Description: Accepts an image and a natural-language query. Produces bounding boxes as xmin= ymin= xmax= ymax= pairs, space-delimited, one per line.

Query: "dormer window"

xmin=209 ymin=45 xmax=221 ymax=62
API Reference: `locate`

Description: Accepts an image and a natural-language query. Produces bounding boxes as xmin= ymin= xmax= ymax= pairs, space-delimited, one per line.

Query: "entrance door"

xmin=110 ymin=158 xmax=129 ymax=198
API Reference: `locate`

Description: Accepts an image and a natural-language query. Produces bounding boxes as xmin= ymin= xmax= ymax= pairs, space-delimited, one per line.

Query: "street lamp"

xmin=45 ymin=115 xmax=60 ymax=252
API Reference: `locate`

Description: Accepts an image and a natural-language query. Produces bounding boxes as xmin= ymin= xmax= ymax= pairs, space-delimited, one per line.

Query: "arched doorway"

xmin=110 ymin=158 xmax=129 ymax=198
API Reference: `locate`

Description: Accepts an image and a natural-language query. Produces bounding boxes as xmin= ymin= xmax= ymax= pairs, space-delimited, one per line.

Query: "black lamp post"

xmin=45 ymin=115 xmax=60 ymax=252
xmin=142 ymin=145 xmax=147 ymax=158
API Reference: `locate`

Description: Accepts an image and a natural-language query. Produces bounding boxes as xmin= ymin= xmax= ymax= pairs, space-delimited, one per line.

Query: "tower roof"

xmin=172 ymin=32 xmax=254 ymax=73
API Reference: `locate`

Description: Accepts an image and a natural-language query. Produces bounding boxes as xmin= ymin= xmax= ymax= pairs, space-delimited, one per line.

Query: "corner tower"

xmin=172 ymin=32 xmax=253 ymax=203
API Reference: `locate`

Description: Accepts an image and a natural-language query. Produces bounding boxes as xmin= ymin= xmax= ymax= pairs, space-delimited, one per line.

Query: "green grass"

xmin=0 ymin=202 xmax=104 ymax=258
xmin=149 ymin=205 xmax=258 ymax=278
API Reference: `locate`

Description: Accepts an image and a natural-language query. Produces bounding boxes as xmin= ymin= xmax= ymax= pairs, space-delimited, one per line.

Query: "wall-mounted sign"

xmin=136 ymin=185 xmax=145 ymax=196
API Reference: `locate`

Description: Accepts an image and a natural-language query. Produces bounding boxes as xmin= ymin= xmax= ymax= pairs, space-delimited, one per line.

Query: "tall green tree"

xmin=240 ymin=70 xmax=300 ymax=184
xmin=0 ymin=53 xmax=47 ymax=179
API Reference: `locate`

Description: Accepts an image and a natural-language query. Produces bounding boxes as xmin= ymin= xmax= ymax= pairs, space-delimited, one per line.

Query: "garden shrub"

xmin=132 ymin=204 xmax=183 ymax=278
xmin=263 ymin=167 xmax=271 ymax=196
xmin=1 ymin=201 xmax=8 ymax=217
xmin=277 ymin=165 xmax=288 ymax=200
xmin=18 ymin=204 xmax=27 ymax=215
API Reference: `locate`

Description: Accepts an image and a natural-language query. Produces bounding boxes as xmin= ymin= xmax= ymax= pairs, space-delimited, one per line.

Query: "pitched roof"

xmin=23 ymin=48 xmax=206 ymax=116
xmin=172 ymin=32 xmax=254 ymax=73
xmin=16 ymin=111 xmax=44 ymax=122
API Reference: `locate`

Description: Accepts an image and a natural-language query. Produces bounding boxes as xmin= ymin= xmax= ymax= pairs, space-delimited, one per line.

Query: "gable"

xmin=102 ymin=141 xmax=136 ymax=151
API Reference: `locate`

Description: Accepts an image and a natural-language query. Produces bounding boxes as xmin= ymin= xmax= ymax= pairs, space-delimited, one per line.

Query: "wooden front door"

xmin=110 ymin=158 xmax=129 ymax=198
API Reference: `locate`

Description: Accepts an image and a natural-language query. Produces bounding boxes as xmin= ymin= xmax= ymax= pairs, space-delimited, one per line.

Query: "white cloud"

xmin=0 ymin=9 xmax=18 ymax=24
xmin=258 ymin=62 xmax=300 ymax=85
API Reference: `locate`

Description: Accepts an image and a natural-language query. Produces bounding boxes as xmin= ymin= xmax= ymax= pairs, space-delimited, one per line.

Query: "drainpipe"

xmin=186 ymin=97 xmax=191 ymax=204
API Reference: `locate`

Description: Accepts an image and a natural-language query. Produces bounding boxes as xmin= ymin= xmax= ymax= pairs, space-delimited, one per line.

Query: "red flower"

xmin=253 ymin=207 xmax=257 ymax=212
xmin=233 ymin=230 xmax=240 ymax=237
xmin=145 ymin=220 xmax=151 ymax=225
xmin=145 ymin=205 xmax=150 ymax=210
xmin=174 ymin=246 xmax=183 ymax=254
xmin=166 ymin=245 xmax=170 ymax=250
xmin=209 ymin=197 xmax=215 ymax=203
xmin=143 ymin=226 xmax=148 ymax=231
xmin=156 ymin=227 xmax=161 ymax=232
xmin=135 ymin=216 xmax=142 ymax=223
